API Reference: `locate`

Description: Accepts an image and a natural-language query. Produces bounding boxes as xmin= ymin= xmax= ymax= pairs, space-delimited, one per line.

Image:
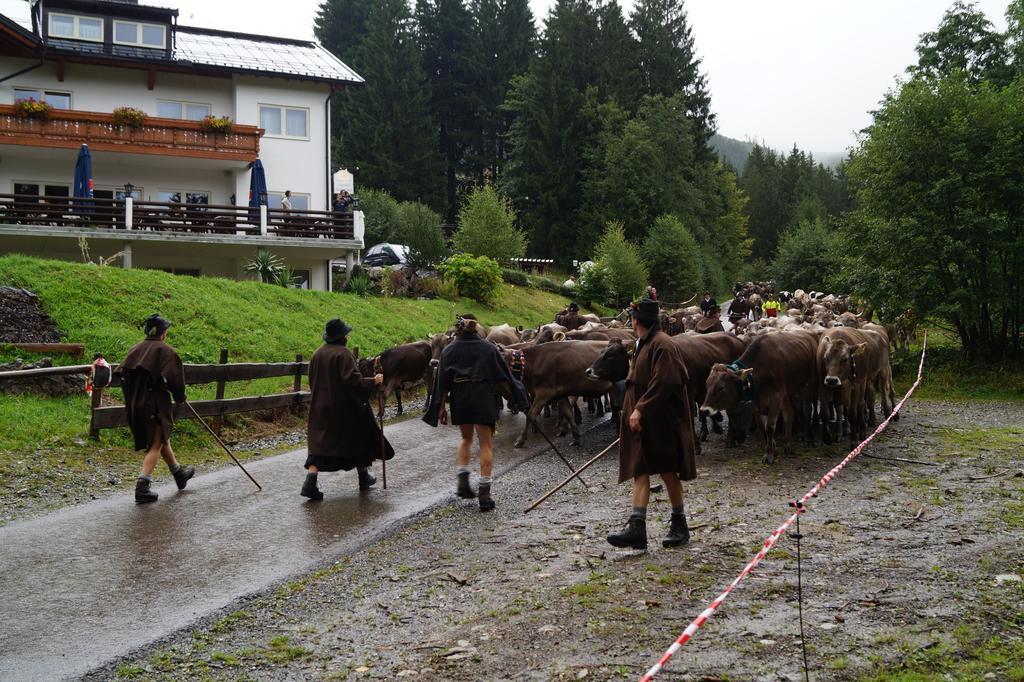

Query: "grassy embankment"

xmin=0 ymin=255 xmax=583 ymax=509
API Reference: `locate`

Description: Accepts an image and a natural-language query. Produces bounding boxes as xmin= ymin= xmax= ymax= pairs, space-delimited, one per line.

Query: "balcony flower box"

xmin=112 ymin=106 xmax=147 ymax=130
xmin=201 ymin=115 xmax=234 ymax=134
xmin=14 ymin=98 xmax=53 ymax=121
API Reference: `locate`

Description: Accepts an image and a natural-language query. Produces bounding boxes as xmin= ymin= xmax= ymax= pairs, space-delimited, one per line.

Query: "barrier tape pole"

xmin=639 ymin=333 xmax=927 ymax=682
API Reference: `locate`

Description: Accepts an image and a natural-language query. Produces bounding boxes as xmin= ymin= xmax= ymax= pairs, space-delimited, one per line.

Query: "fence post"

xmin=124 ymin=196 xmax=133 ymax=230
xmin=89 ymin=386 xmax=103 ymax=440
xmin=260 ymin=205 xmax=268 ymax=236
xmin=292 ymin=353 xmax=303 ymax=415
xmin=212 ymin=347 xmax=228 ymax=435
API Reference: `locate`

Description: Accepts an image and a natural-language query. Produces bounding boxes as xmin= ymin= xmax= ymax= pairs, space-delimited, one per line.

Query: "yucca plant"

xmin=243 ymin=248 xmax=284 ymax=284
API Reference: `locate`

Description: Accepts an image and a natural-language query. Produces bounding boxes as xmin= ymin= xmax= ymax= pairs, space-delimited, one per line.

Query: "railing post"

xmin=353 ymin=209 xmax=365 ymax=245
xmin=124 ymin=196 xmax=133 ymax=230
xmin=260 ymin=205 xmax=268 ymax=236
xmin=89 ymin=386 xmax=103 ymax=440
xmin=212 ymin=347 xmax=228 ymax=435
xmin=292 ymin=353 xmax=303 ymax=415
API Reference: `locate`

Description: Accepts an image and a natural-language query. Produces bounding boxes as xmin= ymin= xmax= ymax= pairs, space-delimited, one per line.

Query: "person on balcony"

xmin=119 ymin=315 xmax=195 ymax=504
xmin=281 ymin=190 xmax=293 ymax=213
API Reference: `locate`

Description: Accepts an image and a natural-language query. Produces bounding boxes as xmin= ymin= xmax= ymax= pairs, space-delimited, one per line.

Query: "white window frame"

xmin=13 ymin=87 xmax=73 ymax=109
xmin=12 ymin=180 xmax=72 ymax=197
xmin=112 ymin=20 xmax=167 ymax=49
xmin=155 ymin=100 xmax=212 ymax=121
xmin=156 ymin=189 xmax=212 ymax=205
xmin=267 ymin=191 xmax=310 ymax=210
xmin=258 ymin=104 xmax=310 ymax=140
xmin=48 ymin=13 xmax=104 ymax=43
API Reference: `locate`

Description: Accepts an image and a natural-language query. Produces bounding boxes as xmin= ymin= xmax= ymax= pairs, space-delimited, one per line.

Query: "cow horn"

xmin=739 ymin=368 xmax=754 ymax=379
xmin=553 ymin=331 xmax=566 ymax=342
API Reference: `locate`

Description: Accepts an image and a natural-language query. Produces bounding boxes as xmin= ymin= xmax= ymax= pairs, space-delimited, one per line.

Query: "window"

xmin=113 ymin=21 xmax=166 ymax=49
xmin=157 ymin=190 xmax=210 ymax=205
xmin=93 ymin=187 xmax=142 ymax=201
xmin=48 ymin=13 xmax=103 ymax=42
xmin=14 ymin=88 xmax=72 ymax=110
xmin=259 ymin=105 xmax=308 ymax=139
xmin=156 ymin=100 xmax=211 ymax=121
xmin=267 ymin=192 xmax=309 ymax=210
xmin=292 ymin=270 xmax=311 ymax=290
xmin=13 ymin=182 xmax=71 ymax=198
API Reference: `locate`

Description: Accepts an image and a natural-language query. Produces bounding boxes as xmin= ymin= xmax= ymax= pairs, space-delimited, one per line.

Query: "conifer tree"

xmin=337 ymin=0 xmax=443 ymax=207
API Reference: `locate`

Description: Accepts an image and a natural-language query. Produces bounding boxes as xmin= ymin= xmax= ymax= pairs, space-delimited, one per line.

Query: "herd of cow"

xmin=358 ymin=287 xmax=913 ymax=466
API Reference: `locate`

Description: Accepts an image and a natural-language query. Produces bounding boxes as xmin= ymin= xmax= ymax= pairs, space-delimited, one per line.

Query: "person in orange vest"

xmin=762 ymin=295 xmax=781 ymax=318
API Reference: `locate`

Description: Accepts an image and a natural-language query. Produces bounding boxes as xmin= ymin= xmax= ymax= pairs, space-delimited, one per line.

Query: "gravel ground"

xmin=91 ymin=399 xmax=1024 ymax=681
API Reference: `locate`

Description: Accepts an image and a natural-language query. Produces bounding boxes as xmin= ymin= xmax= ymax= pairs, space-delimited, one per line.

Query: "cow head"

xmin=821 ymin=336 xmax=866 ymax=386
xmin=357 ymin=355 xmax=375 ymax=378
xmin=585 ymin=338 xmax=630 ymax=382
xmin=700 ymin=363 xmax=753 ymax=416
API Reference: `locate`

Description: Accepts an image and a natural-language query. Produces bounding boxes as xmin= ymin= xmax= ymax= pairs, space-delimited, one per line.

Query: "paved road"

xmin=0 ymin=410 xmax=609 ymax=681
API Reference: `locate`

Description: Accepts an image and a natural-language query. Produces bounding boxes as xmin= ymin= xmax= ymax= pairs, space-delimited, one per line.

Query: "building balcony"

xmin=0 ymin=105 xmax=262 ymax=162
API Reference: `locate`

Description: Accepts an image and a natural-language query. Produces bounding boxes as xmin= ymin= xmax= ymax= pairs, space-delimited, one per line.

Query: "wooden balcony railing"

xmin=0 ymin=105 xmax=262 ymax=161
xmin=0 ymin=193 xmax=357 ymax=241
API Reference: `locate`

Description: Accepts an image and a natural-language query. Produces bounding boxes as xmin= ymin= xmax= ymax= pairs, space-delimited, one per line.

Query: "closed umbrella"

xmin=72 ymin=144 xmax=92 ymax=213
xmin=247 ymin=159 xmax=267 ymax=224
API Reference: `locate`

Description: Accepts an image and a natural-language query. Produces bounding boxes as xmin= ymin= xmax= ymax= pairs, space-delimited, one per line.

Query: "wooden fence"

xmin=0 ymin=349 xmax=308 ymax=438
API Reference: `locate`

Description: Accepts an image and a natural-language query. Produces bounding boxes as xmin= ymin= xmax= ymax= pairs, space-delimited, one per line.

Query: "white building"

xmin=0 ymin=0 xmax=364 ymax=290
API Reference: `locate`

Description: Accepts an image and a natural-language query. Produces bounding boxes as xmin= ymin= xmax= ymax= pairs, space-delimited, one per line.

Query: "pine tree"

xmin=416 ymin=0 xmax=477 ymax=221
xmin=629 ymin=0 xmax=716 ymax=150
xmin=314 ymin=0 xmax=370 ymax=63
xmin=337 ymin=0 xmax=443 ymax=206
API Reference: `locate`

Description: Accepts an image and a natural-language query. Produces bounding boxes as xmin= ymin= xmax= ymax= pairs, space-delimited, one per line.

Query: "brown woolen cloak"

xmin=306 ymin=342 xmax=394 ymax=471
xmin=119 ymin=338 xmax=187 ymax=452
xmin=618 ymin=325 xmax=697 ymax=483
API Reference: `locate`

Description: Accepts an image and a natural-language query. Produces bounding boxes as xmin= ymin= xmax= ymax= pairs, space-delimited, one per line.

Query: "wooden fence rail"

xmin=0 ymin=348 xmax=310 ymax=439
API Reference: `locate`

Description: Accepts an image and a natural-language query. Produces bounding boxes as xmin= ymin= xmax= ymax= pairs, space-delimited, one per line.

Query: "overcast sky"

xmin=166 ymin=0 xmax=1011 ymax=155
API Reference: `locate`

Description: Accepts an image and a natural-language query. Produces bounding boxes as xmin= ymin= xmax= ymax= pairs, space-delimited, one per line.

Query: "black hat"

xmin=323 ymin=318 xmax=352 ymax=343
xmin=143 ymin=314 xmax=171 ymax=337
xmin=631 ymin=299 xmax=659 ymax=327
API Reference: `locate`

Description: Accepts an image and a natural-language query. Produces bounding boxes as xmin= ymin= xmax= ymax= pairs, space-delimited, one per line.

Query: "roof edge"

xmin=175 ymin=24 xmax=315 ymax=48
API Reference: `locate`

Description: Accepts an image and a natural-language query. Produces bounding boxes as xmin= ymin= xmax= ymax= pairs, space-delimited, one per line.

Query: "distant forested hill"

xmin=710 ymin=133 xmax=756 ymax=172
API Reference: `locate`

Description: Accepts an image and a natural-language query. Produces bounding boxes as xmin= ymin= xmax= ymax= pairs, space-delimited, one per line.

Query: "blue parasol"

xmin=247 ymin=159 xmax=267 ymax=223
xmin=72 ymin=144 xmax=92 ymax=212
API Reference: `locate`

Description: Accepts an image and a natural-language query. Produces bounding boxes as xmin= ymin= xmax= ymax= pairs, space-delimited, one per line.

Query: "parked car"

xmin=363 ymin=243 xmax=409 ymax=267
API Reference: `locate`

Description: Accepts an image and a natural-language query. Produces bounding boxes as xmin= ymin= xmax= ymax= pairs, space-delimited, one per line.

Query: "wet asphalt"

xmin=0 ymin=410 xmax=609 ymax=681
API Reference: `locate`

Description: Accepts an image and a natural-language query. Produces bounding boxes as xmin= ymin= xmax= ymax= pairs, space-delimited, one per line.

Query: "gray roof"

xmin=175 ymin=28 xmax=363 ymax=84
xmin=0 ymin=0 xmax=363 ymax=85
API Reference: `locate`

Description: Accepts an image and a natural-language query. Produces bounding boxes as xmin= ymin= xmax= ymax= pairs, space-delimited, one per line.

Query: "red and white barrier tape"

xmin=640 ymin=332 xmax=928 ymax=682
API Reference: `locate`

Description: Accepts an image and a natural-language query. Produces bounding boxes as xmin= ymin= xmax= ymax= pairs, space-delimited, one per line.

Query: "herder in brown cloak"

xmin=607 ymin=299 xmax=697 ymax=551
xmin=301 ymin=318 xmax=393 ymax=500
xmin=120 ymin=314 xmax=195 ymax=504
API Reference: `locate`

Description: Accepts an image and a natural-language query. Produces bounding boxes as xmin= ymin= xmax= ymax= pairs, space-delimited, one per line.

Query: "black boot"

xmin=662 ymin=513 xmax=690 ymax=547
xmin=456 ymin=471 xmax=476 ymax=499
xmin=300 ymin=473 xmax=324 ymax=500
xmin=135 ymin=477 xmax=158 ymax=504
xmin=607 ymin=517 xmax=647 ymax=550
xmin=171 ymin=464 xmax=195 ymax=490
xmin=358 ymin=467 xmax=377 ymax=491
xmin=478 ymin=483 xmax=495 ymax=512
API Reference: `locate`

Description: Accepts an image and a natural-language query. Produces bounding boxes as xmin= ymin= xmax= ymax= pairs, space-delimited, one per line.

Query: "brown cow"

xmin=486 ymin=324 xmax=521 ymax=346
xmin=701 ymin=330 xmax=819 ymax=464
xmin=503 ymin=340 xmax=615 ymax=447
xmin=358 ymin=340 xmax=433 ymax=415
xmin=817 ymin=327 xmax=885 ymax=443
xmin=565 ymin=327 xmax=637 ymax=343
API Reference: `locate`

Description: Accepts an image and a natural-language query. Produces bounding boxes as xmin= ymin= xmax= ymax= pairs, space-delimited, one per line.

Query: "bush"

xmin=437 ymin=254 xmax=503 ymax=305
xmin=595 ymin=222 xmax=648 ymax=306
xmin=575 ymin=261 xmax=611 ymax=306
xmin=437 ymin=278 xmax=460 ymax=301
xmin=500 ymin=267 xmax=531 ymax=287
xmin=641 ymin=215 xmax=703 ymax=302
xmin=453 ymin=185 xmax=527 ymax=262
xmin=413 ymin=276 xmax=441 ymax=298
xmin=346 ymin=273 xmax=373 ymax=297
xmin=358 ymin=188 xmax=401 ymax=246
xmin=769 ymin=218 xmax=840 ymax=291
xmin=383 ymin=269 xmax=410 ymax=297
xmin=394 ymin=201 xmax=447 ymax=268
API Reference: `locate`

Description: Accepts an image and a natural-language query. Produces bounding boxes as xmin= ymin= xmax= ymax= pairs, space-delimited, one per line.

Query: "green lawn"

xmin=0 ymin=255 xmax=583 ymax=514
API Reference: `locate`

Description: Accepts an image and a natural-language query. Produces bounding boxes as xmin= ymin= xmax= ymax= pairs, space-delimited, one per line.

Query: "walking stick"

xmin=527 ymin=414 xmax=589 ymax=488
xmin=524 ymin=438 xmax=619 ymax=513
xmin=184 ymin=401 xmax=262 ymax=490
xmin=374 ymin=356 xmax=387 ymax=489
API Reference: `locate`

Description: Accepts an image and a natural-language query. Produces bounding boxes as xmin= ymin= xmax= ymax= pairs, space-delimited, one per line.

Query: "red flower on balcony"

xmin=112 ymin=106 xmax=147 ymax=129
xmin=200 ymin=115 xmax=234 ymax=134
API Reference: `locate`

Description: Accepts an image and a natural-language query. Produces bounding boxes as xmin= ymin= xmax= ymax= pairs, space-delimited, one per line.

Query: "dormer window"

xmin=48 ymin=13 xmax=103 ymax=42
xmin=113 ymin=20 xmax=167 ymax=49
